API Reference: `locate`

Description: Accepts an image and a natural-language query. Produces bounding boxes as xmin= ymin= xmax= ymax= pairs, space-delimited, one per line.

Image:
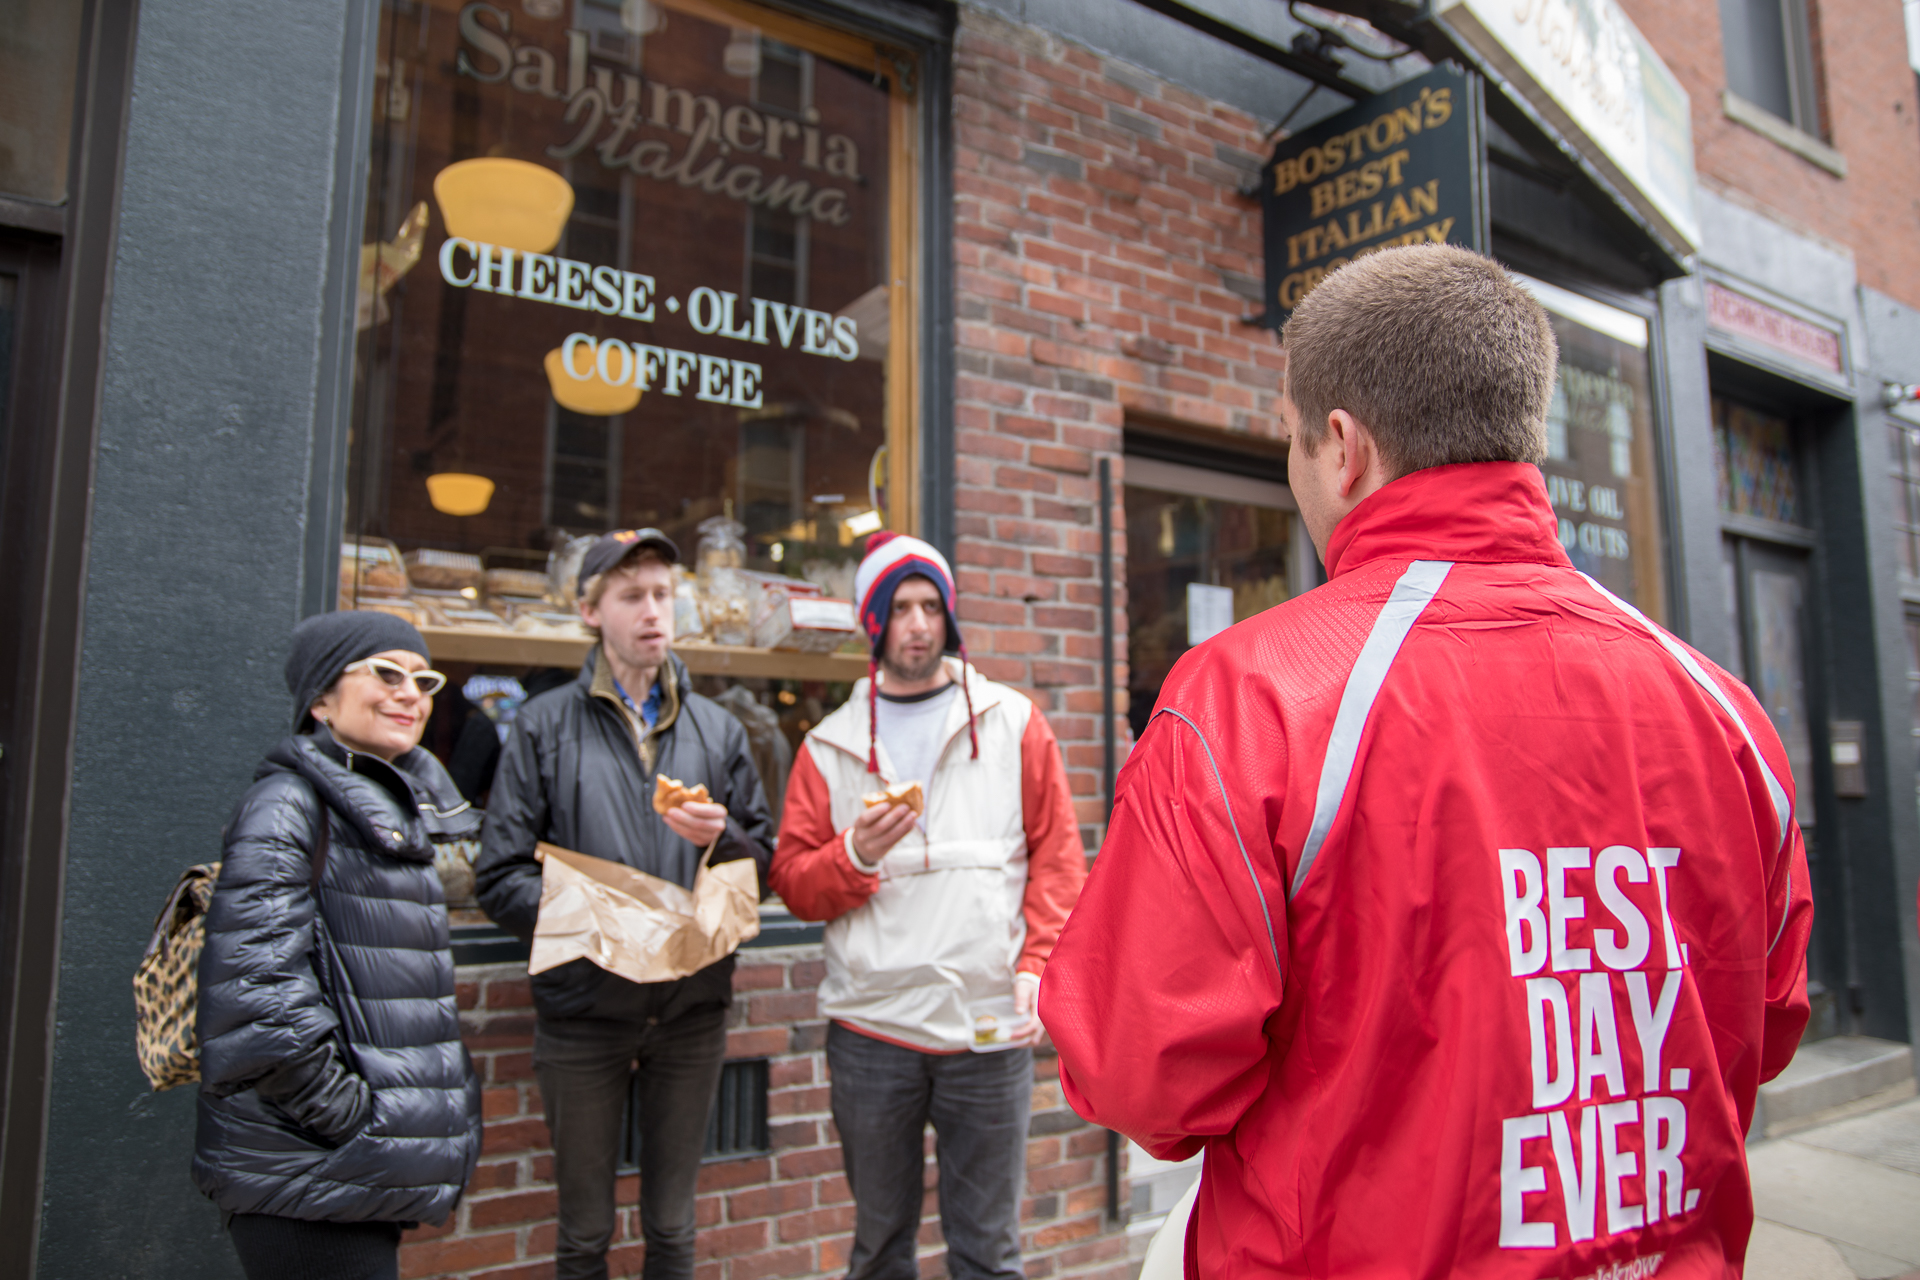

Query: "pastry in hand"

xmin=652 ymin=774 xmax=711 ymax=815
xmin=861 ymin=780 xmax=925 ymax=816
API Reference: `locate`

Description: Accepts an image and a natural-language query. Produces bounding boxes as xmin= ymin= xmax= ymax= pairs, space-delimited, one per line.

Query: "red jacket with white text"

xmin=1041 ymin=462 xmax=1812 ymax=1279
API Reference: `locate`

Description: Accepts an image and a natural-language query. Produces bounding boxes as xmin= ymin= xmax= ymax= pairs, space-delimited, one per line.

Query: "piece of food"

xmin=404 ymin=548 xmax=483 ymax=591
xmin=483 ymin=567 xmax=550 ymax=599
xmin=652 ymin=774 xmax=712 ymax=815
xmin=861 ymin=780 xmax=925 ymax=816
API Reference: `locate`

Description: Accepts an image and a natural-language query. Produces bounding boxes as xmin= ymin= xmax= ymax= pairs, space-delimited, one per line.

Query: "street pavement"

xmin=1746 ymin=1092 xmax=1920 ymax=1279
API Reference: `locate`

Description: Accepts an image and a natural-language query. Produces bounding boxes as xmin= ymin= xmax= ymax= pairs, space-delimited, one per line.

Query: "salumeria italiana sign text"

xmin=458 ymin=3 xmax=864 ymax=225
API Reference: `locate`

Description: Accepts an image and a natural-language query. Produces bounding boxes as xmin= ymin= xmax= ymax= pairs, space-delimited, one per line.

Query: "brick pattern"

xmin=1619 ymin=0 xmax=1920 ymax=309
xmin=949 ymin=6 xmax=1288 ymax=838
xmin=399 ymin=954 xmax=1130 ymax=1280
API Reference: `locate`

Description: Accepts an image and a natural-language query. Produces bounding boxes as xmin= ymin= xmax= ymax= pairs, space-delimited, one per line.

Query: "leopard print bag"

xmin=133 ymin=863 xmax=222 ymax=1090
xmin=133 ymin=810 xmax=330 ymax=1091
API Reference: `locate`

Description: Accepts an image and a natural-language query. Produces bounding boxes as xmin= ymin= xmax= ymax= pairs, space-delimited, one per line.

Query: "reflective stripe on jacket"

xmin=772 ymin=660 xmax=1085 ymax=1052
xmin=1042 ymin=462 xmax=1814 ymax=1279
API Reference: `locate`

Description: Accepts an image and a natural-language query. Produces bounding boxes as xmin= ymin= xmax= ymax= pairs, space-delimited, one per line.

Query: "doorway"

xmin=1713 ymin=389 xmax=1835 ymax=1036
xmin=1123 ymin=447 xmax=1306 ymax=737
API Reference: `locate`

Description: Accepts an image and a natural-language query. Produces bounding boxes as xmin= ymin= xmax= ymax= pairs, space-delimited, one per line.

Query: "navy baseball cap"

xmin=576 ymin=527 xmax=680 ymax=592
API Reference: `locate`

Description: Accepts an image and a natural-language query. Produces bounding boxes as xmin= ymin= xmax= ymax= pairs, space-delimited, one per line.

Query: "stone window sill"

xmin=1723 ymin=91 xmax=1847 ymax=177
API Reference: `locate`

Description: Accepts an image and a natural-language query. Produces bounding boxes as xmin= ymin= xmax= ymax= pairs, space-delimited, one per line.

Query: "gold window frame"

xmin=656 ymin=0 xmax=923 ymax=537
xmin=350 ymin=0 xmax=925 ymax=677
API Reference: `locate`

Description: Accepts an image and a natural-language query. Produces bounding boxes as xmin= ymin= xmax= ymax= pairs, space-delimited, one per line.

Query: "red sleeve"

xmin=1760 ymin=804 xmax=1814 ymax=1083
xmin=769 ymin=742 xmax=878 ymax=923
xmin=1709 ymin=666 xmax=1813 ymax=1084
xmin=1017 ymin=708 xmax=1087 ymax=977
xmin=1038 ymin=711 xmax=1287 ymax=1162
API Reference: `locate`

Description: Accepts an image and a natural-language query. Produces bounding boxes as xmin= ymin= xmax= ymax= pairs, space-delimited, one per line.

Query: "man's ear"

xmin=1326 ymin=409 xmax=1377 ymax=499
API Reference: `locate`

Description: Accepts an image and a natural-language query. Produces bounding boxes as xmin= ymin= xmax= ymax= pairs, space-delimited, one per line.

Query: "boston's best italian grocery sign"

xmin=1260 ymin=64 xmax=1487 ymax=326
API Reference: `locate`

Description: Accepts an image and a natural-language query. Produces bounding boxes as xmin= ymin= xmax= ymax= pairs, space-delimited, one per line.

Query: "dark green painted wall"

xmin=37 ymin=2 xmax=369 ymax=1274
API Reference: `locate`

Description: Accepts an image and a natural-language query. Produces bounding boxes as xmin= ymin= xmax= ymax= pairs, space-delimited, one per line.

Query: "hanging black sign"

xmin=1259 ymin=65 xmax=1485 ymax=329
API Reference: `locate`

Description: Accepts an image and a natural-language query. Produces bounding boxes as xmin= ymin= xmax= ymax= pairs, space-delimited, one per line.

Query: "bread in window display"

xmin=548 ymin=534 xmax=595 ymax=606
xmin=339 ymin=539 xmax=410 ymax=602
xmin=484 ymin=568 xmax=550 ymax=600
xmin=757 ymin=596 xmax=858 ymax=653
xmin=404 ymin=548 xmax=483 ymax=592
xmin=506 ymin=602 xmax=588 ymax=636
xmin=414 ymin=593 xmax=504 ymax=628
xmin=703 ymin=570 xmax=754 ymax=646
xmin=695 ymin=515 xmax=752 ymax=646
xmin=671 ymin=566 xmax=707 ymax=642
xmin=348 ymin=598 xmax=427 ymax=625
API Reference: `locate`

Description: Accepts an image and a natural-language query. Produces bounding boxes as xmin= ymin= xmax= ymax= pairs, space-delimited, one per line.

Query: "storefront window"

xmin=1888 ymin=419 xmax=1920 ymax=582
xmin=1125 ymin=458 xmax=1296 ymax=737
xmin=1519 ymin=275 xmax=1667 ymax=624
xmin=1715 ymin=397 xmax=1804 ymax=524
xmin=345 ymin=0 xmax=919 ymax=660
xmin=1907 ymin=617 xmax=1920 ymax=823
xmin=0 ymin=0 xmax=82 ymax=202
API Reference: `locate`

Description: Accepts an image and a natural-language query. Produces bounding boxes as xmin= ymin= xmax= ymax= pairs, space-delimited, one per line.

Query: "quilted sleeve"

xmin=474 ymin=707 xmax=551 ymax=942
xmin=195 ymin=773 xmax=340 ymax=1091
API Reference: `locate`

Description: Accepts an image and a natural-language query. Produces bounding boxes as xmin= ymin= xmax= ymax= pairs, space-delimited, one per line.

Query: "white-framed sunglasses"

xmin=343 ymin=656 xmax=447 ymax=697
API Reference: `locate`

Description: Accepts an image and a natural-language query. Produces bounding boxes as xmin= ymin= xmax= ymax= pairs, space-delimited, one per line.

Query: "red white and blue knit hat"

xmin=853 ymin=532 xmax=975 ymax=771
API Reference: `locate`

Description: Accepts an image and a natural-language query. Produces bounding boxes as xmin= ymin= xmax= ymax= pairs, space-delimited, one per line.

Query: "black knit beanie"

xmin=286 ymin=611 xmax=432 ymax=731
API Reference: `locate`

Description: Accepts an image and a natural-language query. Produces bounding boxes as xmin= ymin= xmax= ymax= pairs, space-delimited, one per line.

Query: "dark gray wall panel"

xmin=38 ymin=1 xmax=365 ymax=1274
xmin=1655 ymin=276 xmax=1731 ymax=664
xmin=1856 ymin=286 xmax=1920 ymax=1061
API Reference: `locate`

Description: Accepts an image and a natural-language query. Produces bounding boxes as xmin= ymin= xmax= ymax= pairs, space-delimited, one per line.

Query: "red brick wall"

xmin=949 ymin=6 xmax=1288 ymax=824
xmin=1619 ymin=0 xmax=1920 ymax=308
xmin=399 ymin=954 xmax=1130 ymax=1280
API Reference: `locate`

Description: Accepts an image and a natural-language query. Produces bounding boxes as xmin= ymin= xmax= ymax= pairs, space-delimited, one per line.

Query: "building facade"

xmin=2 ymin=0 xmax=1918 ymax=1278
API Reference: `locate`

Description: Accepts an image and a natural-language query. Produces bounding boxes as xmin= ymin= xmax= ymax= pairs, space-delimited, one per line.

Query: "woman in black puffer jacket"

xmin=193 ymin=612 xmax=484 ymax=1280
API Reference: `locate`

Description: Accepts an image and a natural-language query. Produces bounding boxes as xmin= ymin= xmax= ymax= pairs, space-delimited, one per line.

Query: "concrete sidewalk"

xmin=1746 ymin=1089 xmax=1920 ymax=1279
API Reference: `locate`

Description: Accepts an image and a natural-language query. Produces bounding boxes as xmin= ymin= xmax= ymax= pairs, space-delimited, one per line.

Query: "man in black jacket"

xmin=475 ymin=529 xmax=774 ymax=1280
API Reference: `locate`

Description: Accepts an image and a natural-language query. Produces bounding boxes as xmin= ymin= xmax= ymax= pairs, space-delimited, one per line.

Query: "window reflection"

xmin=0 ymin=0 xmax=82 ymax=202
xmin=1530 ymin=291 xmax=1667 ymax=623
xmin=350 ymin=0 xmax=897 ymax=604
xmin=1125 ymin=485 xmax=1292 ymax=736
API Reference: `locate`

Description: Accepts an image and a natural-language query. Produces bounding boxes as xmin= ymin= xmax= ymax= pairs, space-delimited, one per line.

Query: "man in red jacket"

xmin=1041 ymin=245 xmax=1813 ymax=1280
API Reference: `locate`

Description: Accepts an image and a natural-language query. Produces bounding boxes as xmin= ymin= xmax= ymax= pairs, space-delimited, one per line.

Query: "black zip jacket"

xmin=474 ymin=649 xmax=775 ymax=1019
xmin=192 ymin=730 xmax=483 ymax=1225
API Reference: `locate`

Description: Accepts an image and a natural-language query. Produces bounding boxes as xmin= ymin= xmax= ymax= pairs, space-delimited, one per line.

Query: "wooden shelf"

xmin=418 ymin=626 xmax=868 ymax=682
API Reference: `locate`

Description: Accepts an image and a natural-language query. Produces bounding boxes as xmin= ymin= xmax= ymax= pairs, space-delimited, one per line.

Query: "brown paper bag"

xmin=528 ymin=840 xmax=760 ymax=984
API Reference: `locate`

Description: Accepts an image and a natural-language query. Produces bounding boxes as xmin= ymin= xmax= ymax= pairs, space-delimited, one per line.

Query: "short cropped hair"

xmin=1282 ymin=244 xmax=1557 ymax=475
xmin=579 ymin=546 xmax=673 ymax=640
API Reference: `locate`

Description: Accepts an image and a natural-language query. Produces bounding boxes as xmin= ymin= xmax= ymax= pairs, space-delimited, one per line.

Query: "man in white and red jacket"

xmin=773 ymin=533 xmax=1085 ymax=1280
xmin=1042 ymin=245 xmax=1813 ymax=1280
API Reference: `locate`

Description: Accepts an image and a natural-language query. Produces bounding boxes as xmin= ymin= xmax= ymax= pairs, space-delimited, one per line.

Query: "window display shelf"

xmin=418 ymin=625 xmax=867 ymax=682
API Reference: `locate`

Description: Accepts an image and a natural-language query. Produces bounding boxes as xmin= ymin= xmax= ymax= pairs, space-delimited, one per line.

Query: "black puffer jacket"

xmin=192 ymin=731 xmax=483 ymax=1224
xmin=475 ymin=650 xmax=775 ymax=1019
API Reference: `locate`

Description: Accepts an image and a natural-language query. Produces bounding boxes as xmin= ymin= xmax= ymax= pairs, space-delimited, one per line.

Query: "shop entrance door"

xmin=1724 ymin=534 xmax=1832 ymax=1030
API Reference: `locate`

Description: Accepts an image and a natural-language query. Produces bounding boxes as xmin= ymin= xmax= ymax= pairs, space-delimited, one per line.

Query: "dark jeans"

xmin=227 ymin=1214 xmax=402 ymax=1280
xmin=534 ymin=978 xmax=729 ymax=1280
xmin=826 ymin=1022 xmax=1032 ymax=1280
